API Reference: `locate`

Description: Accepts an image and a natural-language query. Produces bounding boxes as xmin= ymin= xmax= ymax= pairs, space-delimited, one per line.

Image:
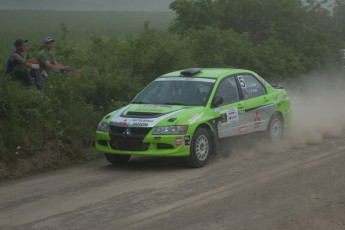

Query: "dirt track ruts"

xmin=0 ymin=136 xmax=345 ymax=230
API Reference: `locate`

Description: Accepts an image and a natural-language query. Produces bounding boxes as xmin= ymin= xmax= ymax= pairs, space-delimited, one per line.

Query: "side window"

xmin=237 ymin=75 xmax=266 ymax=99
xmin=214 ymin=77 xmax=239 ymax=106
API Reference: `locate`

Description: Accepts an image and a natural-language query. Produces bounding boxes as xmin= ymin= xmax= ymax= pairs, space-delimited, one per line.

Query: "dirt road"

xmin=0 ymin=135 xmax=345 ymax=230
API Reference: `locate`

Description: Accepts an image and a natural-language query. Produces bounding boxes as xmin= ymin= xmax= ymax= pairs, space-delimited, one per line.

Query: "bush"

xmin=0 ymin=77 xmax=51 ymax=161
xmin=0 ymin=73 xmax=103 ymax=165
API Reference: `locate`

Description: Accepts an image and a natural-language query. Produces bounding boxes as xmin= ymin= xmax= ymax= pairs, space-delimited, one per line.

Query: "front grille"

xmin=109 ymin=126 xmax=152 ymax=136
xmin=110 ymin=126 xmax=126 ymax=135
xmin=157 ymin=143 xmax=174 ymax=149
xmin=109 ymin=125 xmax=152 ymax=151
xmin=98 ymin=140 xmax=108 ymax=146
xmin=110 ymin=139 xmax=150 ymax=151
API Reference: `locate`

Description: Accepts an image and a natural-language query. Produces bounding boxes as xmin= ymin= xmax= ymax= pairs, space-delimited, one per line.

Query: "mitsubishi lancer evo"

xmin=96 ymin=68 xmax=291 ymax=167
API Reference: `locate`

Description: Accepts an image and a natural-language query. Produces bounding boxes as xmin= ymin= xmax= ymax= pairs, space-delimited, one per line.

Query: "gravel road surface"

xmin=1 ymin=135 xmax=345 ymax=230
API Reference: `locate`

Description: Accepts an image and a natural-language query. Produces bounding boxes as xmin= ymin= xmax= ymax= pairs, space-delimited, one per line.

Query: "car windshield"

xmin=132 ymin=77 xmax=216 ymax=106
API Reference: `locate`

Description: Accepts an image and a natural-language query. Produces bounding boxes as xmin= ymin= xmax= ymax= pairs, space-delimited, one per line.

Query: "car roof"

xmin=161 ymin=68 xmax=256 ymax=79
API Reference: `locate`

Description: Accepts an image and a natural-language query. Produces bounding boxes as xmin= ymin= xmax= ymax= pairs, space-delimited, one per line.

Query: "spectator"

xmin=5 ymin=38 xmax=43 ymax=87
xmin=36 ymin=37 xmax=71 ymax=75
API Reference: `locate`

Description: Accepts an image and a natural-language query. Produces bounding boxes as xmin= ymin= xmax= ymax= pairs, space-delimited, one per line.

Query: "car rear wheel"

xmin=104 ymin=153 xmax=131 ymax=165
xmin=266 ymin=113 xmax=283 ymax=142
xmin=186 ymin=128 xmax=212 ymax=168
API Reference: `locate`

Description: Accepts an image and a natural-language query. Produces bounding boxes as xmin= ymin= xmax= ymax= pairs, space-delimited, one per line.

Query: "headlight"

xmin=97 ymin=122 xmax=109 ymax=132
xmin=152 ymin=125 xmax=188 ymax=135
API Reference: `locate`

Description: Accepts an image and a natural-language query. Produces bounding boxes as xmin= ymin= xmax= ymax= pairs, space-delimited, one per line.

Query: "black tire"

xmin=104 ymin=153 xmax=131 ymax=165
xmin=266 ymin=113 xmax=283 ymax=142
xmin=186 ymin=128 xmax=212 ymax=168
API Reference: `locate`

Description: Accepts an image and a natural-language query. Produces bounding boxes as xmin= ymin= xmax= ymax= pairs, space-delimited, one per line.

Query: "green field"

xmin=0 ymin=10 xmax=175 ymax=53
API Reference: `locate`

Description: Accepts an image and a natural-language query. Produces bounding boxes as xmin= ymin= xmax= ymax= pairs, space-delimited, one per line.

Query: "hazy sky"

xmin=0 ymin=0 xmax=335 ymax=11
xmin=0 ymin=0 xmax=175 ymax=11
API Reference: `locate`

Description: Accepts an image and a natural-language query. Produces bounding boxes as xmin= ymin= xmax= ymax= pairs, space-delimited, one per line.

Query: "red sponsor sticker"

xmin=174 ymin=136 xmax=183 ymax=146
xmin=254 ymin=111 xmax=261 ymax=122
xmin=119 ymin=119 xmax=127 ymax=126
xmin=239 ymin=125 xmax=247 ymax=134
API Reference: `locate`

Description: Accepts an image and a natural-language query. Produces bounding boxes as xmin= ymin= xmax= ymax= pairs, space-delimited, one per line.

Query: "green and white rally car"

xmin=96 ymin=68 xmax=291 ymax=167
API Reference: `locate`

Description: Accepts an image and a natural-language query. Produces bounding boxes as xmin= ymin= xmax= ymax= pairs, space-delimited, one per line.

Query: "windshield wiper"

xmin=162 ymin=102 xmax=188 ymax=106
xmin=132 ymin=101 xmax=149 ymax=104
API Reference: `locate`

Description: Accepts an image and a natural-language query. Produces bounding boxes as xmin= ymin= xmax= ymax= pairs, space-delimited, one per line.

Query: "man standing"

xmin=5 ymin=38 xmax=40 ymax=86
xmin=36 ymin=37 xmax=71 ymax=75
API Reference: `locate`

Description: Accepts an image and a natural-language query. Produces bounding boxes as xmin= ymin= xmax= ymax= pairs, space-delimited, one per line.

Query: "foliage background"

xmin=0 ymin=0 xmax=344 ymax=178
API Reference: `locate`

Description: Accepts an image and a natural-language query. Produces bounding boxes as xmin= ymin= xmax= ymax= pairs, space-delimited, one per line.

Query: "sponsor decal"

xmin=248 ymin=88 xmax=259 ymax=93
xmin=219 ymin=108 xmax=239 ymax=127
xmin=254 ymin=111 xmax=261 ymax=122
xmin=238 ymin=76 xmax=247 ymax=88
xmin=228 ymin=108 xmax=239 ymax=123
xmin=184 ymin=135 xmax=191 ymax=147
xmin=119 ymin=119 xmax=127 ymax=126
xmin=132 ymin=118 xmax=154 ymax=123
xmin=221 ymin=113 xmax=227 ymax=123
xmin=239 ymin=125 xmax=247 ymax=134
xmin=254 ymin=111 xmax=261 ymax=128
xmin=246 ymin=82 xmax=258 ymax=88
xmin=174 ymin=136 xmax=183 ymax=147
xmin=131 ymin=118 xmax=153 ymax=127
xmin=189 ymin=112 xmax=204 ymax=124
xmin=132 ymin=122 xmax=149 ymax=127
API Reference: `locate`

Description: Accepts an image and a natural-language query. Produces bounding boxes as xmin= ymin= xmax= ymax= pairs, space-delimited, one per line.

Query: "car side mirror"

xmin=212 ymin=96 xmax=223 ymax=108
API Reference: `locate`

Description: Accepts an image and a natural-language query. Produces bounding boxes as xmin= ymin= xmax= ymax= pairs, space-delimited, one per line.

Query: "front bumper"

xmin=95 ymin=131 xmax=191 ymax=157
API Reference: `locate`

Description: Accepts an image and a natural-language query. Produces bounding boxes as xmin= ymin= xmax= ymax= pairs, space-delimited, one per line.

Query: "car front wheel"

xmin=104 ymin=153 xmax=131 ymax=165
xmin=186 ymin=128 xmax=212 ymax=168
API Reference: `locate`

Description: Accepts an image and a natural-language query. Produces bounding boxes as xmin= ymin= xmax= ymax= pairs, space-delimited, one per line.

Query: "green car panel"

xmin=96 ymin=68 xmax=291 ymax=163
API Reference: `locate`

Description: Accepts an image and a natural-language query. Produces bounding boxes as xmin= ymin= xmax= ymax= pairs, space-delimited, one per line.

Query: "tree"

xmin=169 ymin=0 xmax=344 ymax=72
xmin=169 ymin=0 xmax=217 ymax=35
xmin=333 ymin=0 xmax=345 ymax=41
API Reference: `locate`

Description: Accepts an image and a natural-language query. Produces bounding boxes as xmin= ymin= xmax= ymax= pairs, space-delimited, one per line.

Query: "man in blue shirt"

xmin=5 ymin=38 xmax=45 ymax=89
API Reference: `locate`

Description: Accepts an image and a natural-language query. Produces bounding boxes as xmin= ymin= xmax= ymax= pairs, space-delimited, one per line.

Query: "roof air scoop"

xmin=180 ymin=68 xmax=202 ymax=76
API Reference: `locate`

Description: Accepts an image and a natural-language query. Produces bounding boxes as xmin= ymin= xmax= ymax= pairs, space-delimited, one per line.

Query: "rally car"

xmin=96 ymin=68 xmax=291 ymax=167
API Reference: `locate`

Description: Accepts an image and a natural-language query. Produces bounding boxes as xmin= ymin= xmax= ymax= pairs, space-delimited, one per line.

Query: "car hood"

xmin=123 ymin=104 xmax=185 ymax=115
xmin=109 ymin=104 xmax=201 ymax=128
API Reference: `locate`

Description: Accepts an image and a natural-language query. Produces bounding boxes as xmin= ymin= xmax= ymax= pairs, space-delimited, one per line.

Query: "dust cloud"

xmin=285 ymin=70 xmax=345 ymax=146
xmin=217 ymin=70 xmax=345 ymax=159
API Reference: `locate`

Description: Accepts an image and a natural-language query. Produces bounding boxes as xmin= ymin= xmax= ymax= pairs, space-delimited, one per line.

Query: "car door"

xmin=235 ymin=74 xmax=276 ymax=134
xmin=213 ymin=76 xmax=246 ymax=138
